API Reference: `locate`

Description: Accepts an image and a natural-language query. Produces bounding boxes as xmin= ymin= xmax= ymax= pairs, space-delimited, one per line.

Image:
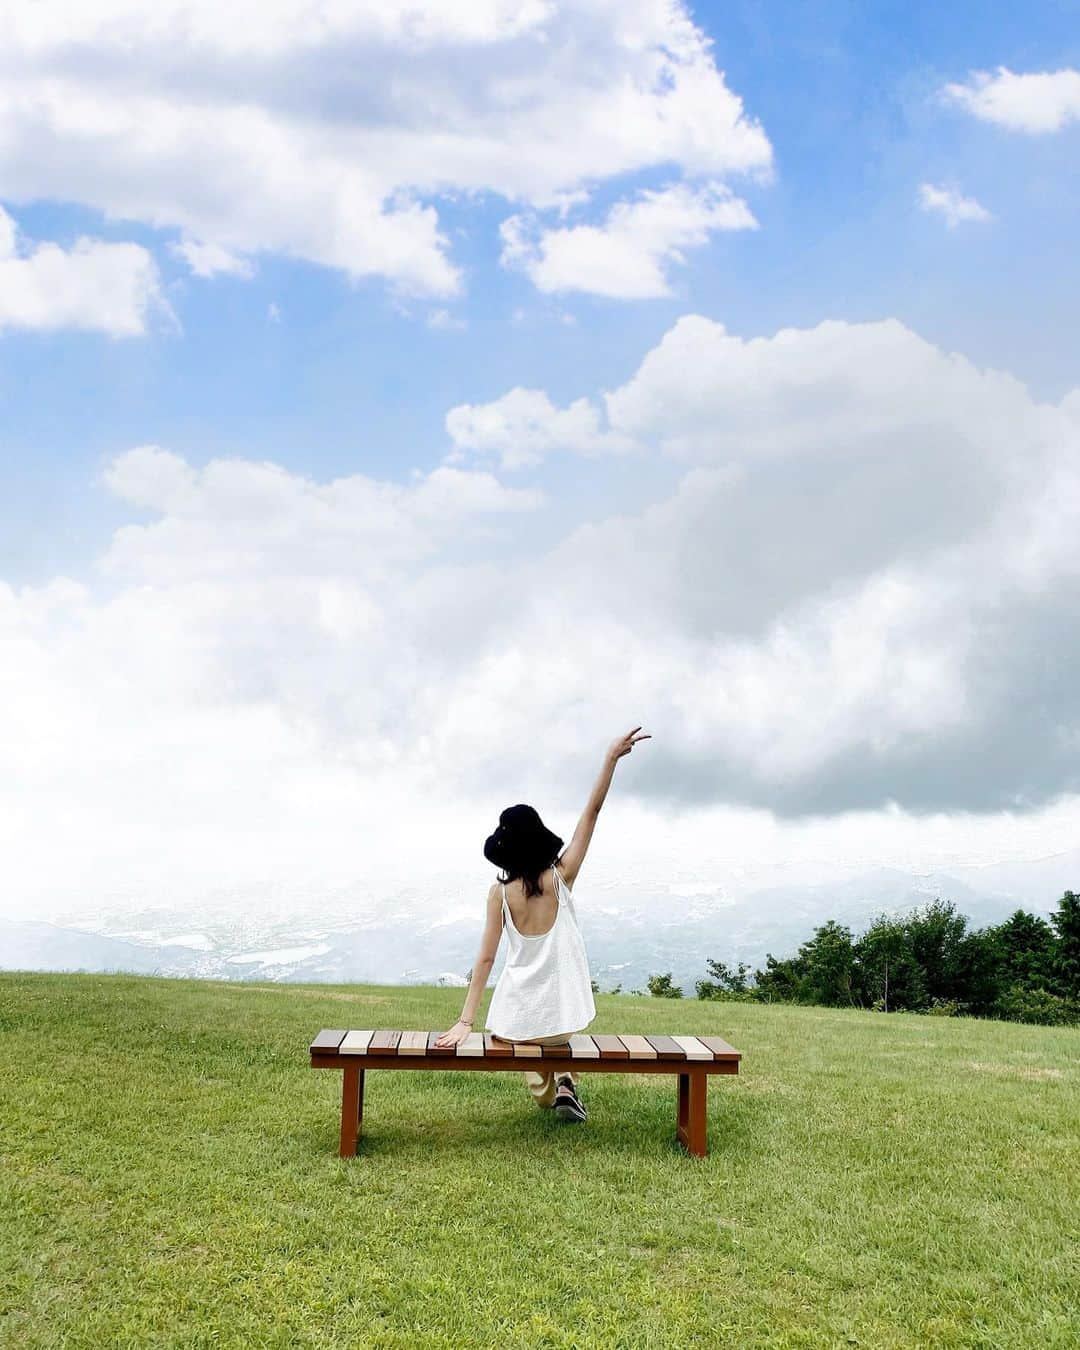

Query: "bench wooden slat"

xmin=592 ymin=1034 xmax=630 ymax=1058
xmin=456 ymin=1032 xmax=485 ymax=1057
xmin=310 ymin=1029 xmax=347 ymax=1053
xmin=310 ymin=1027 xmax=740 ymax=1063
xmin=618 ymin=1035 xmax=657 ymax=1059
xmin=698 ymin=1035 xmax=741 ymax=1061
xmin=645 ymin=1035 xmax=685 ymax=1060
xmin=672 ymin=1035 xmax=711 ymax=1061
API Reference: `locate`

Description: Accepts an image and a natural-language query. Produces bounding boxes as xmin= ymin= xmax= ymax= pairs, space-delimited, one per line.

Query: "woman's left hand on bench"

xmin=433 ymin=1018 xmax=474 ymax=1048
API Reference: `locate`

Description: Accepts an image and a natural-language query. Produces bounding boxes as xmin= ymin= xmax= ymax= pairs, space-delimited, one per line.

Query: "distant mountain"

xmin=945 ymin=848 xmax=1080 ymax=907
xmin=3 ymin=854 xmax=1071 ymax=994
xmin=577 ymin=866 xmax=1038 ymax=993
xmin=0 ymin=920 xmax=208 ymax=977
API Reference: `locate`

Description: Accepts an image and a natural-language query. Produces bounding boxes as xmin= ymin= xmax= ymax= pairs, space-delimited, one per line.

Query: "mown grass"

xmin=1 ymin=973 xmax=1077 ymax=1348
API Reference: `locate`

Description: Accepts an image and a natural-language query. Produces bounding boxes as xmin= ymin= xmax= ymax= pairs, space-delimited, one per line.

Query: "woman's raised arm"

xmin=558 ymin=726 xmax=650 ymax=889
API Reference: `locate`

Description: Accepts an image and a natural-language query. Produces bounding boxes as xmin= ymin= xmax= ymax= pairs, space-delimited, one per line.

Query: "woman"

xmin=435 ymin=726 xmax=651 ymax=1122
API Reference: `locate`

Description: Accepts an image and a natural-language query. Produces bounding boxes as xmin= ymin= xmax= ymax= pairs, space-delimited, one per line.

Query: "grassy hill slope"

xmin=1 ymin=974 xmax=1077 ymax=1348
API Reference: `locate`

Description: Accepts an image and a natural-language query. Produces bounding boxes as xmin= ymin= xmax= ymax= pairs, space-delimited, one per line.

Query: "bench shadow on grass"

xmin=301 ymin=1071 xmax=752 ymax=1164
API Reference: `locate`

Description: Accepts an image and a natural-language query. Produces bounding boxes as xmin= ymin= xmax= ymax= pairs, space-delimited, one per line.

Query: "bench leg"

xmin=339 ymin=1064 xmax=363 ymax=1158
xmin=676 ymin=1069 xmax=707 ymax=1157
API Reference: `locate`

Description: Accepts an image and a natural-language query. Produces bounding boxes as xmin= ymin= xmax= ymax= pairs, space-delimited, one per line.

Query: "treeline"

xmin=646 ymin=891 xmax=1080 ymax=1026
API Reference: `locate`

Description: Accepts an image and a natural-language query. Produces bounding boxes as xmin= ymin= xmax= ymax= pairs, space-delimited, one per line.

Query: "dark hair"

xmin=497 ymin=853 xmax=562 ymax=899
xmin=484 ymin=804 xmax=564 ymax=899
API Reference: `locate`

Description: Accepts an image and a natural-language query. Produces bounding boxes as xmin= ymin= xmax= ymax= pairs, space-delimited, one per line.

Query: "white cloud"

xmin=426 ymin=308 xmax=467 ymax=332
xmin=602 ymin=314 xmax=1037 ymax=461
xmin=0 ymin=1 xmax=559 ymax=54
xmin=445 ymin=387 xmax=639 ymax=469
xmin=170 ymin=236 xmax=255 ymax=279
xmin=0 ymin=205 xmax=166 ymax=336
xmin=7 ymin=315 xmax=1080 ymax=921
xmin=431 ymin=314 xmax=1080 ymax=815
xmin=0 ymin=1 xmax=772 ymax=297
xmin=501 ymin=182 xmax=758 ymax=298
xmin=917 ymin=183 xmax=991 ymax=228
xmin=943 ymin=66 xmax=1080 ymax=134
xmin=100 ymin=446 xmax=545 ymax=582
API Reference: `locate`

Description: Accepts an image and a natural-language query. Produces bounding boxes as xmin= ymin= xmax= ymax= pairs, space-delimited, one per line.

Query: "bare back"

xmin=502 ymin=864 xmax=566 ymax=937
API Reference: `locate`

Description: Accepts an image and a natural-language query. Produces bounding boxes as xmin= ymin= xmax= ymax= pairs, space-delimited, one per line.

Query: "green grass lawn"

xmin=1 ymin=974 xmax=1077 ymax=1348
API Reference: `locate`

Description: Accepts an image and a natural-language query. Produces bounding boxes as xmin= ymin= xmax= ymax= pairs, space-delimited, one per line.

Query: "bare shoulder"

xmin=553 ymin=857 xmax=577 ymax=891
xmin=482 ymin=882 xmax=503 ymax=927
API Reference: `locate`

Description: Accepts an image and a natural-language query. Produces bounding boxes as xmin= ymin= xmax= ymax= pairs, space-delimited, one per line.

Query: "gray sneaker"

xmin=553 ymin=1078 xmax=587 ymax=1122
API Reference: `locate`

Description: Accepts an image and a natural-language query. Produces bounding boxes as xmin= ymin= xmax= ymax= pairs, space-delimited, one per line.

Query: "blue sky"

xmin=2 ymin=1 xmax=1080 ymax=919
xmin=3 ymin=0 xmax=1078 ymax=583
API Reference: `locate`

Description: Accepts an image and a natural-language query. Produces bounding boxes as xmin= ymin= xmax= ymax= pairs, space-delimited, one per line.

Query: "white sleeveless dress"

xmin=485 ymin=864 xmax=596 ymax=1040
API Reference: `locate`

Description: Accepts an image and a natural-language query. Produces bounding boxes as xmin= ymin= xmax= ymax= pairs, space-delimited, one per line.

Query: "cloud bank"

xmin=6 ymin=310 xmax=1080 ymax=921
xmin=0 ymin=0 xmax=771 ymax=297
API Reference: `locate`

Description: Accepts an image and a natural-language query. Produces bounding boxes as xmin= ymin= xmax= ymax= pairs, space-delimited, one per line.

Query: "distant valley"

xmin=4 ymin=849 xmax=1075 ymax=993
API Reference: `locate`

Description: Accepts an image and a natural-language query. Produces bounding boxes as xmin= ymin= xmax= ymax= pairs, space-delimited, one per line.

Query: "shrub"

xmin=646 ymin=972 xmax=683 ymax=999
xmin=695 ymin=981 xmax=756 ymax=1002
xmin=995 ymin=984 xmax=1080 ymax=1027
xmin=696 ymin=959 xmax=754 ymax=1001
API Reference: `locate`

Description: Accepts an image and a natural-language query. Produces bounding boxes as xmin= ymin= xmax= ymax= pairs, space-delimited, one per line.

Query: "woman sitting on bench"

xmin=435 ymin=726 xmax=651 ymax=1121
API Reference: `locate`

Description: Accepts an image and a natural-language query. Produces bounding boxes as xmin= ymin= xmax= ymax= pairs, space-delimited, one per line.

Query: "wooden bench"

xmin=310 ymin=1029 xmax=741 ymax=1158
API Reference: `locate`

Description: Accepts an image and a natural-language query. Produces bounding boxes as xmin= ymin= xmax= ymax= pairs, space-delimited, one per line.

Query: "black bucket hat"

xmin=484 ymin=804 xmax=564 ymax=873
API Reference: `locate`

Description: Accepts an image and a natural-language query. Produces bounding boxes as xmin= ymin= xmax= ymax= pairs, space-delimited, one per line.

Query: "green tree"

xmin=952 ymin=927 xmax=1001 ymax=1016
xmin=1052 ymin=891 xmax=1080 ymax=999
xmin=905 ymin=899 xmax=972 ymax=1005
xmin=748 ymin=890 xmax=1080 ymax=1023
xmin=646 ymin=972 xmax=684 ymax=998
xmin=752 ymin=952 xmax=808 ymax=1003
xmin=855 ymin=914 xmax=926 ymax=1012
xmin=856 ymin=900 xmax=993 ymax=1013
xmin=756 ymin=922 xmax=855 ymax=1006
xmin=801 ymin=920 xmax=857 ymax=1006
xmin=987 ymin=910 xmax=1056 ymax=991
